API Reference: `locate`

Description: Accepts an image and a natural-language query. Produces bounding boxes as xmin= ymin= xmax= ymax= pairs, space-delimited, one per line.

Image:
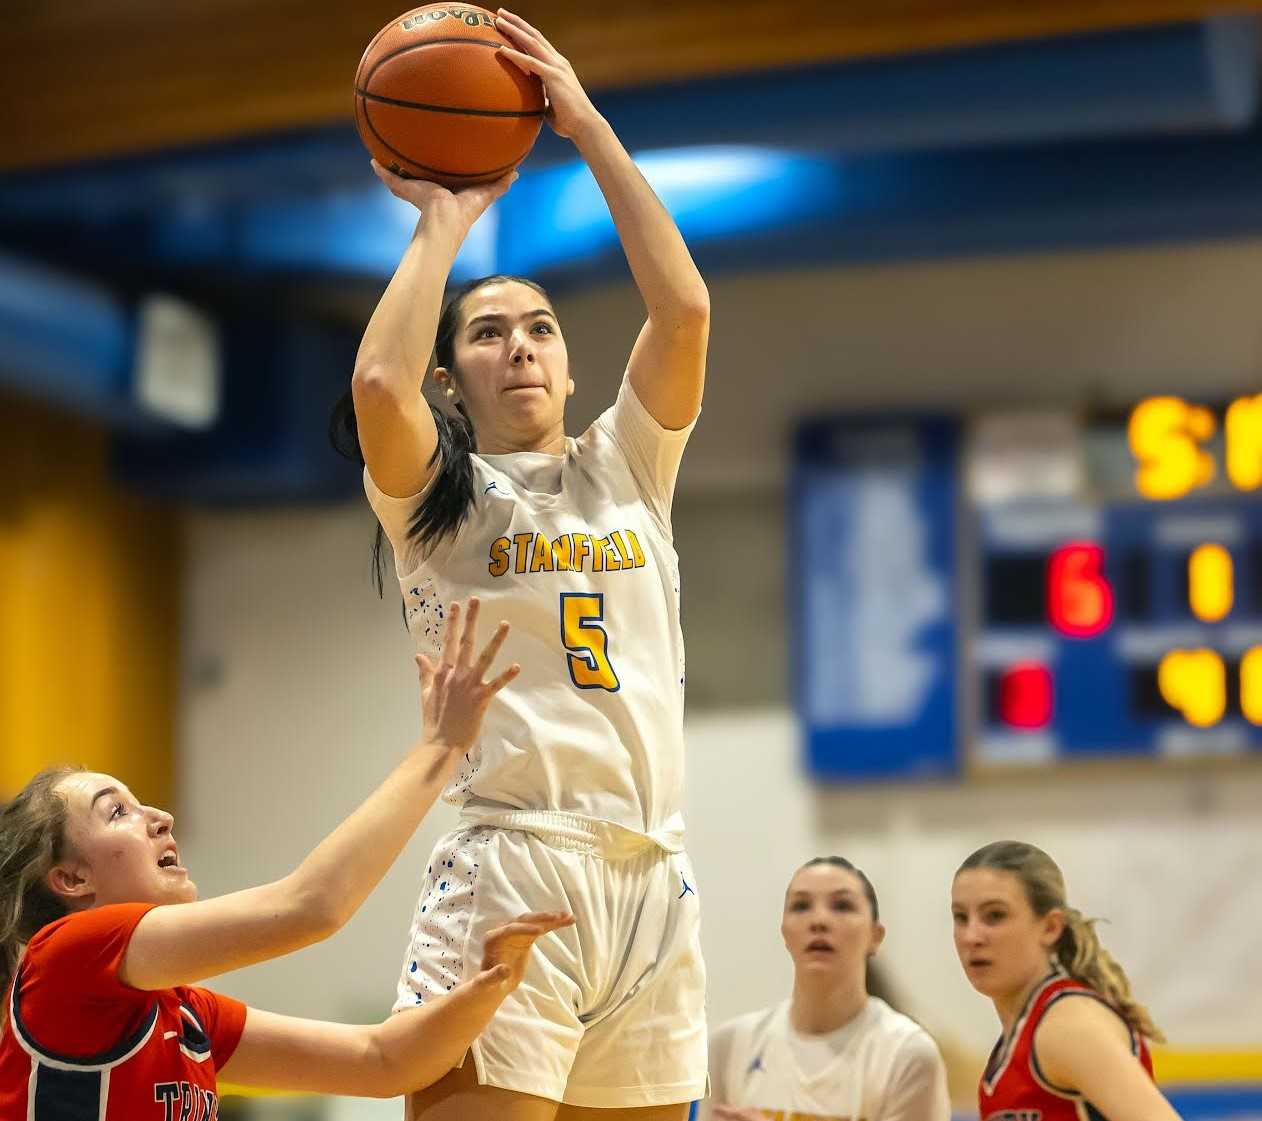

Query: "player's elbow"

xmin=672 ymin=285 xmax=710 ymax=327
xmin=351 ymin=362 xmax=404 ymax=410
xmin=278 ymin=876 xmax=351 ymax=944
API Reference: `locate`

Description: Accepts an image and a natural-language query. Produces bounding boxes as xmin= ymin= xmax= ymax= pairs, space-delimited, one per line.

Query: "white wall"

xmin=177 ymin=237 xmax=1262 ymax=1056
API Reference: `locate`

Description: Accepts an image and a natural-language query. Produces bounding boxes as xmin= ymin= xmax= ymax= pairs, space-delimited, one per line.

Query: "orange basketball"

xmin=354 ymin=4 xmax=546 ymax=188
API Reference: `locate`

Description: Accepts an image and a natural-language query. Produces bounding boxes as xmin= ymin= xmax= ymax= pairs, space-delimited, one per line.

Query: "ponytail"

xmin=0 ymin=767 xmax=81 ymax=1024
xmin=329 ymin=391 xmax=476 ymax=595
xmin=406 ymin=402 xmax=476 ymax=553
xmin=958 ymin=841 xmax=1165 ymax=1042
xmin=1056 ymin=906 xmax=1165 ymax=1043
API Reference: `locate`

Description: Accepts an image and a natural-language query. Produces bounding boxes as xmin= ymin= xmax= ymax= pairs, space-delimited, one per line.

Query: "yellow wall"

xmin=0 ymin=393 xmax=179 ymax=808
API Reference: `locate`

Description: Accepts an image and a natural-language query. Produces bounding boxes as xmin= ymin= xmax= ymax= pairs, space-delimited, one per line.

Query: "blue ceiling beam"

xmin=0 ymin=253 xmax=149 ymax=430
xmin=133 ymin=119 xmax=1262 ymax=287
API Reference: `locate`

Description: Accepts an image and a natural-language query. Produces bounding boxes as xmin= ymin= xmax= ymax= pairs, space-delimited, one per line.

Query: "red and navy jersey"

xmin=0 ymin=902 xmax=247 ymax=1121
xmin=979 ymin=968 xmax=1153 ymax=1121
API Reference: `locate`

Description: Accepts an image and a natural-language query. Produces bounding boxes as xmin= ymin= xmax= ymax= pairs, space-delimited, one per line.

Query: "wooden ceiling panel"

xmin=4 ymin=0 xmax=1261 ymax=171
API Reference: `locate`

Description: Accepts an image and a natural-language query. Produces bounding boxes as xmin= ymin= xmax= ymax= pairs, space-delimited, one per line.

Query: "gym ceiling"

xmin=2 ymin=0 xmax=1261 ymax=500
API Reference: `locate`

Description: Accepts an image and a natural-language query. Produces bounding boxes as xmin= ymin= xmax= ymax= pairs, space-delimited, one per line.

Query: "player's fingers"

xmin=440 ymin=600 xmax=462 ymax=665
xmin=507 ymin=910 xmax=575 ymax=928
xmin=459 ymin=597 xmax=481 ymax=663
xmin=468 ymin=963 xmax=512 ymax=988
xmin=463 ymin=170 xmax=518 ymax=205
xmin=416 ymin=653 xmax=436 ymax=681
xmin=474 ymin=621 xmax=511 ymax=679
xmin=497 ymin=9 xmax=558 ymax=57
xmin=485 ymin=663 xmax=521 ymax=695
xmin=485 ymin=913 xmax=574 ymax=944
xmin=495 ymin=45 xmax=546 ymax=77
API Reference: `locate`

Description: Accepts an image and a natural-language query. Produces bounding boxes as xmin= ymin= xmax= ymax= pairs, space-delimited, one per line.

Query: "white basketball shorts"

xmin=392 ymin=811 xmax=707 ymax=1107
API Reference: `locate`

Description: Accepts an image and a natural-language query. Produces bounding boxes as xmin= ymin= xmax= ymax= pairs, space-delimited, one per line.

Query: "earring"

xmin=445 ymin=387 xmax=456 ymax=400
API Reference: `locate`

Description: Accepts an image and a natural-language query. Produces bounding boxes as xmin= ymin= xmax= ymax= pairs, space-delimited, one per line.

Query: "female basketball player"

xmin=952 ymin=841 xmax=1183 ymax=1120
xmin=0 ymin=606 xmax=574 ymax=1117
xmin=705 ymin=858 xmax=950 ymax=1121
xmin=337 ymin=7 xmax=710 ymax=1119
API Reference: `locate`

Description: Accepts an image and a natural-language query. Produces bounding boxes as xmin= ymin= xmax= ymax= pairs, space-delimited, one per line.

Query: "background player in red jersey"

xmin=0 ymin=601 xmax=573 ymax=1120
xmin=952 ymin=840 xmax=1181 ymax=1121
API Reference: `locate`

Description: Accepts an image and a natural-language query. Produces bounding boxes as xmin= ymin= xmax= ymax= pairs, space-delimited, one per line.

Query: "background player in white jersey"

xmin=705 ymin=858 xmax=950 ymax=1121
xmin=333 ymin=8 xmax=710 ymax=1119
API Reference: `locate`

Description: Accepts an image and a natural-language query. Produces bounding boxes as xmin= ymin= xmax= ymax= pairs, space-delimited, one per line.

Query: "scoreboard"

xmin=794 ymin=395 xmax=1262 ymax=780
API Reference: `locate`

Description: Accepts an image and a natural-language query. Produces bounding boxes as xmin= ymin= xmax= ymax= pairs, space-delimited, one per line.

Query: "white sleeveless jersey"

xmin=366 ymin=378 xmax=694 ymax=851
xmin=706 ymin=998 xmax=951 ymax=1121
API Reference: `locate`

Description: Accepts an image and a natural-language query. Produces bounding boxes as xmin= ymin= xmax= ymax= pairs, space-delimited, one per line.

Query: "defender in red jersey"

xmin=0 ymin=605 xmax=573 ymax=1120
xmin=952 ymin=841 xmax=1181 ymax=1121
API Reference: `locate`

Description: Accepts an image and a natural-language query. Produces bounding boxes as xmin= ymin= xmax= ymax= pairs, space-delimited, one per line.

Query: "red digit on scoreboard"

xmin=1047 ymin=542 xmax=1113 ymax=638
xmin=999 ymin=662 xmax=1054 ymax=728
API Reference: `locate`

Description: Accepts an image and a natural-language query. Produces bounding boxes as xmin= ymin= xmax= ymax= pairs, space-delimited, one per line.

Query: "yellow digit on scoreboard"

xmin=1157 ymin=649 xmax=1225 ymax=728
xmin=1241 ymin=647 xmax=1262 ymax=726
xmin=1226 ymin=393 xmax=1262 ymax=491
xmin=1128 ymin=396 xmax=1216 ymax=501
xmin=1187 ymin=543 xmax=1233 ymax=623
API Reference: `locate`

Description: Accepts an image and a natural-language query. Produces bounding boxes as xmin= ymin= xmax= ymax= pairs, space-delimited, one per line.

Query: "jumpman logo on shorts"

xmin=678 ymin=875 xmax=695 ymax=899
xmin=484 ymin=481 xmax=508 ymax=496
xmin=748 ymin=1054 xmax=765 ymax=1074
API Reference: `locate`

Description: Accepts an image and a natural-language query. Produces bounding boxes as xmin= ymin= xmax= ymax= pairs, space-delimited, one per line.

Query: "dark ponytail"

xmin=330 ymin=273 xmax=550 ymax=595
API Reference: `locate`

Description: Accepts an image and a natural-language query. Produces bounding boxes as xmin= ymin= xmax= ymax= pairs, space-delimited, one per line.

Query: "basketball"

xmin=354 ymin=4 xmax=546 ymax=188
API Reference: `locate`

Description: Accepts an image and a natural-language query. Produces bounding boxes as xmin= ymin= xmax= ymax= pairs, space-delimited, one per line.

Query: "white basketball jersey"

xmin=366 ymin=377 xmax=694 ymax=851
xmin=707 ymin=998 xmax=951 ymax=1121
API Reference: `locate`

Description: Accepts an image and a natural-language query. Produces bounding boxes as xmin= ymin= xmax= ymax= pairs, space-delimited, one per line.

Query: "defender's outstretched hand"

xmin=417 ymin=597 xmax=520 ymax=751
xmin=475 ymin=910 xmax=577 ymax=994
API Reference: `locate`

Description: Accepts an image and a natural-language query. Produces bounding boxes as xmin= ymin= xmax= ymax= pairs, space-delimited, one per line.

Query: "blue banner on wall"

xmin=792 ymin=417 xmax=959 ymax=780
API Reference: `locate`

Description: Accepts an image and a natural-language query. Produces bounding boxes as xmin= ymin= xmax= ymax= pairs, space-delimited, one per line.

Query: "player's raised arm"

xmin=118 ymin=600 xmax=519 ymax=991
xmin=351 ymin=172 xmax=516 ymax=498
xmin=496 ymin=8 xmax=709 ymax=431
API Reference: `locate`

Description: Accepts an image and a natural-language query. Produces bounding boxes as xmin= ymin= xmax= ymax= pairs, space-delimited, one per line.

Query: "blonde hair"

xmin=957 ymin=840 xmax=1164 ymax=1043
xmin=0 ymin=766 xmax=82 ymax=1022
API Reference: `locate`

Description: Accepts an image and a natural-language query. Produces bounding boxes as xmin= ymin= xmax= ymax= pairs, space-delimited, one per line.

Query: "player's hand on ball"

xmin=474 ymin=911 xmax=576 ymax=994
xmin=417 ymin=598 xmax=519 ymax=751
xmin=712 ymin=1108 xmax=772 ymax=1121
xmin=494 ymin=9 xmax=601 ymax=141
xmin=370 ymin=160 xmax=516 ymax=233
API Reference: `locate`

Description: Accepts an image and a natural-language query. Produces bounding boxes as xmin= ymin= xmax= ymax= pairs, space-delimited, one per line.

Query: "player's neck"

xmin=789 ymin=976 xmax=867 ymax=1035
xmin=994 ymin=968 xmax=1050 ymax=1037
xmin=476 ymin=420 xmax=566 ymax=457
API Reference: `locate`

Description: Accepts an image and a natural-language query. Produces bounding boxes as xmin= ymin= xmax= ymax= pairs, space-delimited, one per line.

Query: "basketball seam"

xmin=364 ymin=36 xmax=536 ymax=97
xmin=356 ymin=89 xmax=545 ymax=118
xmin=359 ymin=100 xmax=532 ymax=180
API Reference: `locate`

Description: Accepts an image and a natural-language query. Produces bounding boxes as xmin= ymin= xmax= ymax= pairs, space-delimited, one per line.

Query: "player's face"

xmin=447 ymin=281 xmax=572 ymax=442
xmin=51 ymin=772 xmax=197 ymax=909
xmin=781 ymin=865 xmax=884 ymax=980
xmin=951 ymin=869 xmax=1061 ymax=1001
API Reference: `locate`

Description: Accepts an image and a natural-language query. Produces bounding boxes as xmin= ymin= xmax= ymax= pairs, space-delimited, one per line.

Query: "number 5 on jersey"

xmin=561 ymin=593 xmax=621 ymax=691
